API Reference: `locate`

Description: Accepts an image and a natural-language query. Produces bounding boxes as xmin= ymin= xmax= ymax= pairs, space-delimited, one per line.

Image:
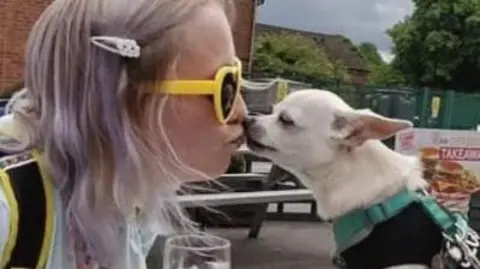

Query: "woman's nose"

xmin=226 ymin=95 xmax=247 ymax=125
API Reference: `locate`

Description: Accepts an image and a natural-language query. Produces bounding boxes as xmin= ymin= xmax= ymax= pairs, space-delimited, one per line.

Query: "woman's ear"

xmin=331 ymin=109 xmax=413 ymax=147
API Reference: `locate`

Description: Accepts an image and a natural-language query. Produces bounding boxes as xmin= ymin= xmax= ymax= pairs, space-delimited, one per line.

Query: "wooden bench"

xmin=179 ymin=189 xmax=313 ymax=207
xmin=147 ymin=189 xmax=313 ymax=269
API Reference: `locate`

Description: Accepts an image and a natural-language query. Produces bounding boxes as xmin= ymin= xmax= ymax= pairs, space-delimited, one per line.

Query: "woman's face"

xmin=162 ymin=4 xmax=246 ymax=178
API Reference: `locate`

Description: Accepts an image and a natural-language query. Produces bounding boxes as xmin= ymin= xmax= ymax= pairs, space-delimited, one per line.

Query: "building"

xmin=0 ymin=0 xmax=263 ymax=94
xmin=0 ymin=0 xmax=50 ymax=93
xmin=255 ymin=23 xmax=371 ymax=85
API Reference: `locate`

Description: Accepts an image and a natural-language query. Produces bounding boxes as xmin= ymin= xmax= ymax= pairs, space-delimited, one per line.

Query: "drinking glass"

xmin=163 ymin=233 xmax=231 ymax=269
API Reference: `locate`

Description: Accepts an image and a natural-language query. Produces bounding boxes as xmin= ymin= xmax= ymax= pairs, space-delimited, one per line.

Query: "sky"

xmin=257 ymin=0 xmax=415 ymax=63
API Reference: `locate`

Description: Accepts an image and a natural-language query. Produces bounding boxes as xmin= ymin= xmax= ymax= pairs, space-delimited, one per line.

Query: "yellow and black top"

xmin=0 ymin=151 xmax=54 ymax=269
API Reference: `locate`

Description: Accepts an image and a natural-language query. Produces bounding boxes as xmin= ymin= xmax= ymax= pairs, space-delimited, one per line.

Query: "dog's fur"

xmin=244 ymin=90 xmax=445 ymax=269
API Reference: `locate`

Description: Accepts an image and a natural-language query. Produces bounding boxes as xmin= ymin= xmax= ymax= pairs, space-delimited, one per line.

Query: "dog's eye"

xmin=278 ymin=112 xmax=295 ymax=127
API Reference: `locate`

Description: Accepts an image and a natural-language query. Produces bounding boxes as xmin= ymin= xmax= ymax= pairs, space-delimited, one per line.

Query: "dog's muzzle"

xmin=242 ymin=115 xmax=256 ymax=130
xmin=243 ymin=116 xmax=277 ymax=152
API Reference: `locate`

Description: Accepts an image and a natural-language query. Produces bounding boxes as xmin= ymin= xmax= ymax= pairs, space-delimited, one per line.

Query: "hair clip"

xmin=90 ymin=36 xmax=141 ymax=58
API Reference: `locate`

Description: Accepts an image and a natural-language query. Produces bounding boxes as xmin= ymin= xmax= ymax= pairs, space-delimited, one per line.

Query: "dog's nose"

xmin=242 ymin=115 xmax=256 ymax=129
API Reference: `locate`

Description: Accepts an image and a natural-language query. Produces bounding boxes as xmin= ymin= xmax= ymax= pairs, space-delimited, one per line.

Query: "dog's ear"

xmin=331 ymin=109 xmax=412 ymax=147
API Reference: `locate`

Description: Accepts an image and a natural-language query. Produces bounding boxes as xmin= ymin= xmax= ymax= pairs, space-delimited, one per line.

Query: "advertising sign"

xmin=395 ymin=128 xmax=480 ymax=214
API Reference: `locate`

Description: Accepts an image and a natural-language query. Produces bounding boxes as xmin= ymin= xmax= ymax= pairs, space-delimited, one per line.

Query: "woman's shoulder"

xmin=0 ymin=182 xmax=10 ymax=267
xmin=0 ymin=151 xmax=56 ymax=268
xmin=0 ymin=152 xmax=34 ymax=218
xmin=0 ymin=154 xmax=18 ymax=266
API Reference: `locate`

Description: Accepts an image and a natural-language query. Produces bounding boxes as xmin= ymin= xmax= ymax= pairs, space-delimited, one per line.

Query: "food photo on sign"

xmin=394 ymin=128 xmax=480 ymax=215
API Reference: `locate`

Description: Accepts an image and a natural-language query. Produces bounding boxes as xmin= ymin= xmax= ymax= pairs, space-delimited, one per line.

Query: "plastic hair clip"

xmin=90 ymin=36 xmax=141 ymax=58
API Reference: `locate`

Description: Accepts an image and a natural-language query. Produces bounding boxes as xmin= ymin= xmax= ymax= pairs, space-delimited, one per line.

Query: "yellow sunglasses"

xmin=161 ymin=58 xmax=243 ymax=124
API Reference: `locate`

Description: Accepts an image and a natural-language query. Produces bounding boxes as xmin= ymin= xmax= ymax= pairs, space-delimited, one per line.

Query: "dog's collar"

xmin=332 ymin=189 xmax=480 ymax=268
xmin=332 ymin=189 xmax=417 ymax=253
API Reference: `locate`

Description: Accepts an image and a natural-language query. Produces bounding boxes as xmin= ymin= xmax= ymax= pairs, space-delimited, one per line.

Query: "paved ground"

xmin=148 ymin=221 xmax=337 ymax=269
xmin=210 ymin=162 xmax=336 ymax=268
xmin=210 ymin=221 xmax=337 ymax=269
xmin=149 ymin=161 xmax=337 ymax=268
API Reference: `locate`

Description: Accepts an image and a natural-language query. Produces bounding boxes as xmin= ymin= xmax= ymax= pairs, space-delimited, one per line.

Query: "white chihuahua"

xmin=244 ymin=90 xmax=479 ymax=269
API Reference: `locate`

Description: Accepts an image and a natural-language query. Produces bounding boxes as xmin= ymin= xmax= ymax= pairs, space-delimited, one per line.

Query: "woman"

xmin=0 ymin=0 xmax=246 ymax=268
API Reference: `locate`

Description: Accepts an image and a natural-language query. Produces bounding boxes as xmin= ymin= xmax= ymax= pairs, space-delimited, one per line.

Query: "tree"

xmin=252 ymin=32 xmax=350 ymax=82
xmin=369 ymin=64 xmax=406 ymax=86
xmin=358 ymin=42 xmax=384 ymax=66
xmin=388 ymin=0 xmax=480 ymax=91
xmin=357 ymin=42 xmax=405 ymax=86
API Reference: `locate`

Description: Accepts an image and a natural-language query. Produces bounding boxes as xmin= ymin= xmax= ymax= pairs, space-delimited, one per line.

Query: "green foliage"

xmin=388 ymin=0 xmax=480 ymax=91
xmin=331 ymin=59 xmax=351 ymax=83
xmin=358 ymin=42 xmax=384 ymax=66
xmin=252 ymin=33 xmax=350 ymax=82
xmin=357 ymin=42 xmax=405 ymax=86
xmin=369 ymin=64 xmax=406 ymax=86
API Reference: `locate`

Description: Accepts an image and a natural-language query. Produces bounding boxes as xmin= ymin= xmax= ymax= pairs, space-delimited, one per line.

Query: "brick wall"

xmin=232 ymin=0 xmax=256 ymax=74
xmin=0 ymin=0 xmax=258 ymax=93
xmin=0 ymin=0 xmax=51 ymax=92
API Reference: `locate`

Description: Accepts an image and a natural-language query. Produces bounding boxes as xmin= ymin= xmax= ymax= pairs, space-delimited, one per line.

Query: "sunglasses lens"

xmin=220 ymin=73 xmax=238 ymax=121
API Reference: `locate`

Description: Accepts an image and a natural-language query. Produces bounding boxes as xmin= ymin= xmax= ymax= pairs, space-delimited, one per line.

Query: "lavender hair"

xmin=0 ymin=0 xmax=235 ymax=267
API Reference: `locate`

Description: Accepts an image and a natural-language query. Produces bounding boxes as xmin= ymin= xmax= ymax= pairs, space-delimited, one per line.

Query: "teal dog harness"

xmin=333 ymin=189 xmax=480 ymax=268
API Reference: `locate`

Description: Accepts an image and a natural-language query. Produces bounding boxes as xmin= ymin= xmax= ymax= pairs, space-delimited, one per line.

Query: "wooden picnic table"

xmin=147 ymin=147 xmax=317 ymax=269
xmin=178 ymin=189 xmax=313 ymax=207
xmin=180 ymin=146 xmax=318 ymax=238
xmin=235 ymin=145 xmax=270 ymax=172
